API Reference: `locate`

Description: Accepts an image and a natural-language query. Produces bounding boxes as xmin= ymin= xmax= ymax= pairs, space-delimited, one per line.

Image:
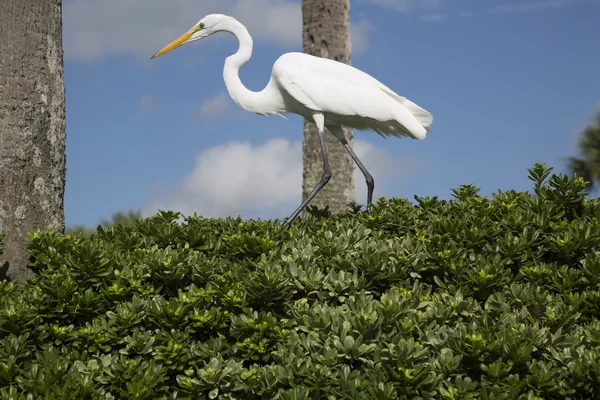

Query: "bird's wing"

xmin=273 ymin=53 xmax=433 ymax=131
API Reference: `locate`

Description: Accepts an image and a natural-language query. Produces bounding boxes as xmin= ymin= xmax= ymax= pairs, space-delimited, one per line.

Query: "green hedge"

xmin=0 ymin=163 xmax=599 ymax=399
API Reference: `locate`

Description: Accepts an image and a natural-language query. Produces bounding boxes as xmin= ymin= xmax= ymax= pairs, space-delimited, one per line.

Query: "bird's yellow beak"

xmin=151 ymin=28 xmax=197 ymax=59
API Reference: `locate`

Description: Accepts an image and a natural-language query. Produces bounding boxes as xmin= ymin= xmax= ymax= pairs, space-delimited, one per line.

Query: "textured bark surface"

xmin=302 ymin=0 xmax=354 ymax=214
xmin=0 ymin=0 xmax=66 ymax=282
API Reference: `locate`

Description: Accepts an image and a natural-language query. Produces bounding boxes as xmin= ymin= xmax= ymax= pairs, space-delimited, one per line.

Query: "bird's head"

xmin=151 ymin=14 xmax=231 ymax=59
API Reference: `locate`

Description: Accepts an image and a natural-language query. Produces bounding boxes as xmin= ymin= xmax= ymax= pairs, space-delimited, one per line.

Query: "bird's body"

xmin=152 ymin=14 xmax=433 ymax=225
xmin=250 ymin=52 xmax=432 ymax=139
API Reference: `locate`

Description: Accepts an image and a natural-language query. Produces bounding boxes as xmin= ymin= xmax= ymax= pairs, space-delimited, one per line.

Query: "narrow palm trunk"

xmin=0 ymin=0 xmax=67 ymax=282
xmin=301 ymin=0 xmax=354 ymax=215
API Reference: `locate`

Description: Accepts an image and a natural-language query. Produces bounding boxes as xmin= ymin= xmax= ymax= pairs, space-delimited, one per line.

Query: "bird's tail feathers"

xmin=403 ymin=99 xmax=433 ymax=132
xmin=381 ymin=87 xmax=433 ymax=132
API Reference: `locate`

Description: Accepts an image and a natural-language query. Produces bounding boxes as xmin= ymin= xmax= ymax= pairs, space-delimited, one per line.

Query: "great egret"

xmin=152 ymin=14 xmax=433 ymax=226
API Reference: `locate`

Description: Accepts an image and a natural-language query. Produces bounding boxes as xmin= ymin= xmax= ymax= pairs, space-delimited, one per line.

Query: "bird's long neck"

xmin=223 ymin=19 xmax=278 ymax=114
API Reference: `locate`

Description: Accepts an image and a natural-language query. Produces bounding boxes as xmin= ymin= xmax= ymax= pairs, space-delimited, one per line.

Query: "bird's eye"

xmin=197 ymin=23 xmax=205 ymax=29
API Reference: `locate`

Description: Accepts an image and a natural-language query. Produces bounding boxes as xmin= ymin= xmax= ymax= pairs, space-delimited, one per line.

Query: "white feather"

xmin=272 ymin=52 xmax=432 ymax=139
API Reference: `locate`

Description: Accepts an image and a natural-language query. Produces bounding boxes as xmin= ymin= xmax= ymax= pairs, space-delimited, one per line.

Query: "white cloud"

xmin=361 ymin=0 xmax=444 ymax=13
xmin=351 ymin=20 xmax=372 ymax=55
xmin=142 ymin=137 xmax=408 ymax=219
xmin=360 ymin=0 xmax=448 ymax=21
xmin=63 ymin=0 xmax=371 ymax=61
xmin=143 ymin=138 xmax=302 ymax=219
xmin=362 ymin=0 xmax=413 ymax=13
xmin=63 ymin=0 xmax=300 ymax=62
xmin=196 ymin=92 xmax=233 ymax=119
xmin=489 ymin=0 xmax=576 ymax=14
xmin=229 ymin=0 xmax=301 ymax=48
xmin=352 ymin=139 xmax=406 ymax=206
xmin=135 ymin=95 xmax=160 ymax=117
xmin=421 ymin=13 xmax=446 ymax=22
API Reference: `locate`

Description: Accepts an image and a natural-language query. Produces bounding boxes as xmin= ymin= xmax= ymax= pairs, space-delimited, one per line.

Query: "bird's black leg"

xmin=283 ymin=116 xmax=331 ymax=227
xmin=329 ymin=126 xmax=374 ymax=211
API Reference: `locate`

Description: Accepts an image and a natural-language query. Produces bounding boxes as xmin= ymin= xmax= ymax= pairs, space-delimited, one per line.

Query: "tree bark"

xmin=0 ymin=0 xmax=67 ymax=282
xmin=302 ymin=0 xmax=354 ymax=215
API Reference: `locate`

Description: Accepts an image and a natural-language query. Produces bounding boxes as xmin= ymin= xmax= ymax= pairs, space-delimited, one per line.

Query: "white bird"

xmin=151 ymin=14 xmax=433 ymax=226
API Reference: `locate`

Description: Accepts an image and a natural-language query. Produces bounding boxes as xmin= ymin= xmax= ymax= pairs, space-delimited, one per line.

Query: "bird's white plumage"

xmin=271 ymin=52 xmax=431 ymax=139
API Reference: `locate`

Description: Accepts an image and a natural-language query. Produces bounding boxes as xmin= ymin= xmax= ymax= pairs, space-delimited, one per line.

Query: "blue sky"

xmin=63 ymin=0 xmax=600 ymax=227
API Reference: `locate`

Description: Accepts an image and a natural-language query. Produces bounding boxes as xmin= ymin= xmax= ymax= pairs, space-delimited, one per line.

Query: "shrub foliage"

xmin=1 ymin=163 xmax=600 ymax=399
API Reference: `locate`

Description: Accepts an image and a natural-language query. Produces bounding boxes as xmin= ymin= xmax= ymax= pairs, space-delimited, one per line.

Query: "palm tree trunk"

xmin=0 ymin=0 xmax=67 ymax=282
xmin=301 ymin=0 xmax=355 ymax=215
xmin=568 ymin=111 xmax=600 ymax=192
